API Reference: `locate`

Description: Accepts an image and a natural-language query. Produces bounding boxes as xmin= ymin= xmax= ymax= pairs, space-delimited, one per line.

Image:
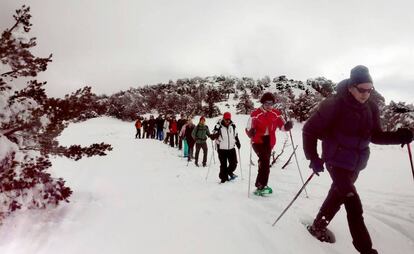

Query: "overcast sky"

xmin=1 ymin=0 xmax=413 ymax=103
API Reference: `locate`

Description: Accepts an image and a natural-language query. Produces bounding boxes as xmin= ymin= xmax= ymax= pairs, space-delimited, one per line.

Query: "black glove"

xmin=284 ymin=121 xmax=293 ymax=131
xmin=210 ymin=133 xmax=219 ymax=140
xmin=309 ymin=157 xmax=324 ymax=176
xmin=235 ymin=140 xmax=241 ymax=149
xmin=247 ymin=128 xmax=256 ymax=138
xmin=396 ymin=128 xmax=413 ymax=146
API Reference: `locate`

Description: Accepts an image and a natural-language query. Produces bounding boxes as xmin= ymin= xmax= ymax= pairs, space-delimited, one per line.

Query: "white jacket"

xmin=212 ymin=120 xmax=239 ymax=150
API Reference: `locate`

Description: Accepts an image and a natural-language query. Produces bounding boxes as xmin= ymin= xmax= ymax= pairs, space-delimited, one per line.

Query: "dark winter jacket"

xmin=148 ymin=119 xmax=156 ymax=130
xmin=182 ymin=123 xmax=196 ymax=146
xmin=142 ymin=120 xmax=148 ymax=130
xmin=156 ymin=118 xmax=164 ymax=130
xmin=177 ymin=118 xmax=187 ymax=134
xmin=192 ymin=124 xmax=211 ymax=144
xmin=303 ymin=79 xmax=405 ymax=171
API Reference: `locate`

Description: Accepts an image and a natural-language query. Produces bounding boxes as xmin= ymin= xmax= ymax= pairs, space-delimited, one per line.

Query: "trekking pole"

xmin=237 ymin=148 xmax=244 ymax=180
xmin=283 ymin=109 xmax=308 ymax=198
xmin=211 ymin=140 xmax=216 ymax=164
xmin=288 ymin=130 xmax=309 ymax=198
xmin=248 ymin=142 xmax=253 ymax=197
xmin=205 ymin=148 xmax=215 ymax=181
xmin=272 ymin=173 xmax=315 ymax=227
xmin=407 ymin=143 xmax=414 ymax=181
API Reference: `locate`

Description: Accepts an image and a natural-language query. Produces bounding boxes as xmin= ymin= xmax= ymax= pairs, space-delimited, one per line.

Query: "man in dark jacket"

xmin=148 ymin=115 xmax=156 ymax=139
xmin=302 ymin=65 xmax=413 ymax=254
xmin=177 ymin=113 xmax=187 ymax=150
xmin=181 ymin=118 xmax=196 ymax=161
xmin=156 ymin=115 xmax=165 ymax=141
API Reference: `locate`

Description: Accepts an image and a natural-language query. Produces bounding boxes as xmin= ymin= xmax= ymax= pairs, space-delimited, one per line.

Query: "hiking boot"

xmin=195 ymin=162 xmax=199 ymax=167
xmin=220 ymin=179 xmax=227 ymax=184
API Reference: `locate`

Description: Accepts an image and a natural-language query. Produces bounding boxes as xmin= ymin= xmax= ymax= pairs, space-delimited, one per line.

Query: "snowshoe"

xmin=253 ymin=186 xmax=272 ymax=196
xmin=229 ymin=174 xmax=238 ymax=181
xmin=302 ymin=221 xmax=335 ymax=243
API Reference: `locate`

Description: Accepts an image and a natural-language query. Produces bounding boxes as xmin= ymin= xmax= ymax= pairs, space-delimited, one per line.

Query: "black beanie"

xmin=350 ymin=65 xmax=373 ymax=85
xmin=260 ymin=92 xmax=275 ymax=104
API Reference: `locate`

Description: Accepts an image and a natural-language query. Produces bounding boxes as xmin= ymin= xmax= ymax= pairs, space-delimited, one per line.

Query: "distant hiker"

xmin=181 ymin=118 xmax=196 ymax=161
xmin=177 ymin=113 xmax=187 ymax=150
xmin=163 ymin=116 xmax=170 ymax=144
xmin=135 ymin=118 xmax=142 ymax=139
xmin=148 ymin=115 xmax=156 ymax=139
xmin=211 ymin=112 xmax=241 ymax=183
xmin=245 ymin=92 xmax=293 ymax=195
xmin=169 ymin=116 xmax=178 ymax=147
xmin=142 ymin=118 xmax=149 ymax=139
xmin=156 ymin=115 xmax=165 ymax=141
xmin=302 ymin=65 xmax=413 ymax=254
xmin=192 ymin=116 xmax=212 ymax=167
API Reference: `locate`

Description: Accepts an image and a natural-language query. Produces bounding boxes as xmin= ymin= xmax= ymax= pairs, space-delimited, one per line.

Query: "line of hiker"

xmin=132 ymin=65 xmax=413 ymax=254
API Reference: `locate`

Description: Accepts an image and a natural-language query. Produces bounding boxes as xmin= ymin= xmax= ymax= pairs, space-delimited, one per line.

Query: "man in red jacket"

xmin=169 ymin=116 xmax=178 ymax=148
xmin=246 ymin=92 xmax=293 ymax=196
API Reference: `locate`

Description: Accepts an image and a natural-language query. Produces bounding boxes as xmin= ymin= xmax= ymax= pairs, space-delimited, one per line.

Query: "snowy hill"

xmin=0 ymin=116 xmax=413 ymax=254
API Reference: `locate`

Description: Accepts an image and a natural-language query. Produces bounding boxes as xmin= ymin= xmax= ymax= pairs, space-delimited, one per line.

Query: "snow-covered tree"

xmin=204 ymin=87 xmax=222 ymax=117
xmin=306 ymin=77 xmax=335 ymax=97
xmin=236 ymin=92 xmax=254 ymax=114
xmin=381 ymin=101 xmax=414 ymax=131
xmin=0 ymin=6 xmax=112 ymax=220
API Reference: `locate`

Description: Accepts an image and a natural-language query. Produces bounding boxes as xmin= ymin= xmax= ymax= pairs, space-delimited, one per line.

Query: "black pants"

xmin=164 ymin=133 xmax=170 ymax=144
xmin=135 ymin=128 xmax=141 ymax=139
xmin=187 ymin=141 xmax=195 ymax=161
xmin=252 ymin=135 xmax=272 ymax=189
xmin=178 ymin=136 xmax=183 ymax=150
xmin=170 ymin=133 xmax=177 ymax=147
xmin=195 ymin=142 xmax=208 ymax=166
xmin=316 ymin=165 xmax=374 ymax=253
xmin=217 ymin=148 xmax=238 ymax=181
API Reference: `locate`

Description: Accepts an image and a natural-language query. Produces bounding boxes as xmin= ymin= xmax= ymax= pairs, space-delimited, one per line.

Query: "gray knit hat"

xmin=350 ymin=65 xmax=373 ymax=85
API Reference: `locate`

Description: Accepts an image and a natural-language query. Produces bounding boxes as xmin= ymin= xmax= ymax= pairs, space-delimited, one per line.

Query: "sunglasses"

xmin=353 ymin=85 xmax=374 ymax=94
xmin=263 ymin=101 xmax=274 ymax=106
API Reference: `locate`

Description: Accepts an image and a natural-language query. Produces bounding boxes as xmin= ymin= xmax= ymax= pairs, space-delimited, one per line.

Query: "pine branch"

xmin=270 ymin=138 xmax=288 ymax=168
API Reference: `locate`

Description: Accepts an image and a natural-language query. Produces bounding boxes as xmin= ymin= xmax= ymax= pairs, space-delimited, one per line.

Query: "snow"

xmin=0 ymin=134 xmax=18 ymax=162
xmin=0 ymin=116 xmax=413 ymax=254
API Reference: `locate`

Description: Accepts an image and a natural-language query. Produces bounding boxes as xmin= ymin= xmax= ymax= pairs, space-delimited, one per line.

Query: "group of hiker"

xmin=135 ymin=113 xmax=235 ymax=173
xmin=134 ymin=65 xmax=413 ymax=254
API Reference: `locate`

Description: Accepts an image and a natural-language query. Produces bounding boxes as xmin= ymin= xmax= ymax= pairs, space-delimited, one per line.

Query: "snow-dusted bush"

xmin=0 ymin=6 xmax=112 ymax=220
xmin=236 ymin=92 xmax=254 ymax=114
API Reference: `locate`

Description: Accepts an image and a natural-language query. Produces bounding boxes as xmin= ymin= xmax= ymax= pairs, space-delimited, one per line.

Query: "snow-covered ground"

xmin=0 ymin=115 xmax=413 ymax=254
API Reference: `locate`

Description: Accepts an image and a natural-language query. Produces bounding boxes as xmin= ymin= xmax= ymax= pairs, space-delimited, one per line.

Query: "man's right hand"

xmin=309 ymin=157 xmax=324 ymax=176
xmin=247 ymin=128 xmax=256 ymax=138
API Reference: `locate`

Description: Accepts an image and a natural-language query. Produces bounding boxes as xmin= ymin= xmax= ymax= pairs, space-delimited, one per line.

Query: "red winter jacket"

xmin=169 ymin=120 xmax=178 ymax=134
xmin=246 ymin=107 xmax=285 ymax=149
